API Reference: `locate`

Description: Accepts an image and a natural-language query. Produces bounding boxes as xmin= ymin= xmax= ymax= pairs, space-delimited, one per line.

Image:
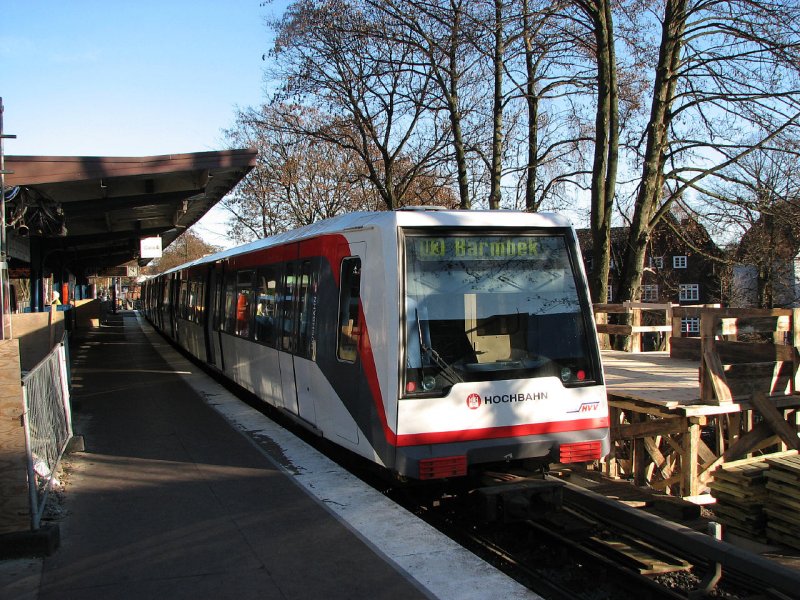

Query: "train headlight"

xmin=422 ymin=375 xmax=436 ymax=391
xmin=560 ymin=367 xmax=571 ymax=382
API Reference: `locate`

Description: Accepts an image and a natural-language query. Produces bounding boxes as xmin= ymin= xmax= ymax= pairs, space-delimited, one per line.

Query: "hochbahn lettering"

xmin=468 ymin=392 xmax=548 ymax=409
xmin=484 ymin=392 xmax=548 ymax=404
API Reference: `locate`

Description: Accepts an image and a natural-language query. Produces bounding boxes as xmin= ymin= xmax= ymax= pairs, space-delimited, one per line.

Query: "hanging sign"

xmin=140 ymin=237 xmax=162 ymax=259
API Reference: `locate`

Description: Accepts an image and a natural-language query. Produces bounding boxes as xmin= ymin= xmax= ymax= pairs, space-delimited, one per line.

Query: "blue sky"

xmin=1 ymin=1 xmax=287 ymax=246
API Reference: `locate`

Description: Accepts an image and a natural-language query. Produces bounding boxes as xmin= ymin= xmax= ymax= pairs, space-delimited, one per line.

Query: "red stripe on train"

xmin=395 ymin=417 xmax=609 ymax=447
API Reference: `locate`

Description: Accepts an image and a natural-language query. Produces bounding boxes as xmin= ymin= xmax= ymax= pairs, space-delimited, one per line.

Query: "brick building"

xmin=578 ymin=214 xmax=725 ymax=334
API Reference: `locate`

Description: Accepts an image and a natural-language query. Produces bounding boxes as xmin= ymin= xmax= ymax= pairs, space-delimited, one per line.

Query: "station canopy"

xmin=4 ymin=149 xmax=257 ymax=273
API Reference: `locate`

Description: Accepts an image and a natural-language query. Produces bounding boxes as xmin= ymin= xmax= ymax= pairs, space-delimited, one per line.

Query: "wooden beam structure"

xmin=600 ymin=307 xmax=800 ymax=497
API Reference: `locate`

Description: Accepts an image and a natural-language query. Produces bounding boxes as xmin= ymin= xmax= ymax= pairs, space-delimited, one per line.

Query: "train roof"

xmin=160 ymin=209 xmax=575 ymax=275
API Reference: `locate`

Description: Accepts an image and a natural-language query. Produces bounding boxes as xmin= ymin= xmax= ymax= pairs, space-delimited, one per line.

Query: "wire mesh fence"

xmin=21 ymin=333 xmax=72 ymax=530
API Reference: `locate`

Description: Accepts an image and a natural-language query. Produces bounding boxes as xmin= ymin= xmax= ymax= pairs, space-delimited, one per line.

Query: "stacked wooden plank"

xmin=709 ymin=457 xmax=771 ymax=540
xmin=764 ymin=454 xmax=800 ymax=550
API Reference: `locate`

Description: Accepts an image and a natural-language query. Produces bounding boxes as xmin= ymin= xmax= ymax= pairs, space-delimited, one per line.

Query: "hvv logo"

xmin=567 ymin=402 xmax=599 ymax=414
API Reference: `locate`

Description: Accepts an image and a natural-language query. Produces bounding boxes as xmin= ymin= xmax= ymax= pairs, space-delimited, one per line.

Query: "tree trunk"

xmin=584 ymin=0 xmax=619 ymax=304
xmin=617 ymin=0 xmax=687 ymax=304
xmin=447 ymin=3 xmax=471 ymax=210
xmin=489 ymin=0 xmax=504 ymax=210
xmin=522 ymin=0 xmax=540 ymax=212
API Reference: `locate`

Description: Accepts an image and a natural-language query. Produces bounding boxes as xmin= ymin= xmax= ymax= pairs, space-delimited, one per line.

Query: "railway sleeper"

xmin=587 ymin=534 xmax=692 ymax=576
xmin=473 ymin=479 xmax=565 ymax=523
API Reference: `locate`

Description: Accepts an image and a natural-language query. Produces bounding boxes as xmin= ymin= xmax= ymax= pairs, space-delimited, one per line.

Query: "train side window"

xmin=196 ymin=281 xmax=205 ymax=323
xmin=297 ymin=261 xmax=315 ymax=359
xmin=222 ymin=275 xmax=236 ymax=334
xmin=254 ymin=267 xmax=278 ymax=346
xmin=179 ymin=280 xmax=188 ymax=319
xmin=188 ymin=281 xmax=197 ymax=322
xmin=337 ymin=257 xmax=361 ymax=362
xmin=279 ymin=264 xmax=297 ymax=353
xmin=236 ymin=270 xmax=255 ymax=338
xmin=162 ymin=279 xmax=170 ymax=309
xmin=213 ymin=275 xmax=225 ymax=331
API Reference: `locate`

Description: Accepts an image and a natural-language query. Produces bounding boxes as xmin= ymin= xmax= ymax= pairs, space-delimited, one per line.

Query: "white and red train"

xmin=142 ymin=209 xmax=610 ymax=480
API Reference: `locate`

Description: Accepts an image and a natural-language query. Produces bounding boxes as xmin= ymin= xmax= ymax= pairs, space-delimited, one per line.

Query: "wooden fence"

xmin=593 ymin=302 xmax=675 ymax=352
xmin=599 ymin=305 xmax=800 ymax=497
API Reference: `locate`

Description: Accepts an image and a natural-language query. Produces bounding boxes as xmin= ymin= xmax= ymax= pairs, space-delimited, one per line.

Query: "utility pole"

xmin=0 ymin=98 xmax=16 ymax=340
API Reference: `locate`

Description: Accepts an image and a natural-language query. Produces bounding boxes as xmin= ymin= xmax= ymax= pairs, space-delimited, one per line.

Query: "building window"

xmin=649 ymin=256 xmax=664 ymax=269
xmin=673 ymin=255 xmax=687 ymax=269
xmin=642 ymin=284 xmax=659 ymax=301
xmin=682 ymin=317 xmax=700 ymax=334
xmin=679 ymin=283 xmax=699 ymax=302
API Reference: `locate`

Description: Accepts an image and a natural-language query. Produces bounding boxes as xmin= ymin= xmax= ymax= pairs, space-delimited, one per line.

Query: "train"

xmin=141 ymin=208 xmax=610 ymax=480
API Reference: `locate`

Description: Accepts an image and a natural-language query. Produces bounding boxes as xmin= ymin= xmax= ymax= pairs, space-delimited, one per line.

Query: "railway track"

xmin=389 ymin=470 xmax=800 ymax=600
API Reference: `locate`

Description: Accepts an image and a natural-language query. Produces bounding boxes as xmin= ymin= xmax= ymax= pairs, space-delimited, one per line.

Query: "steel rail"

xmin=556 ymin=477 xmax=800 ymax=597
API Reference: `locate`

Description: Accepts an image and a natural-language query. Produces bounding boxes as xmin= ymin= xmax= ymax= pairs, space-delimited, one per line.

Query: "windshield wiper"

xmin=416 ymin=308 xmax=463 ymax=385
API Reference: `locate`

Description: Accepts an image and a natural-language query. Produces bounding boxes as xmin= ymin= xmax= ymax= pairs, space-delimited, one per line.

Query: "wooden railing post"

xmin=699 ymin=310 xmax=713 ymax=403
xmin=793 ymin=308 xmax=800 ymax=394
xmin=664 ymin=303 xmax=674 ymax=353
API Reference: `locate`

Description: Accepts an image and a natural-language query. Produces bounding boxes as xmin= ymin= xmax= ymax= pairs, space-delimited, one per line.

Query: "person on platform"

xmin=51 ymin=291 xmax=61 ymax=306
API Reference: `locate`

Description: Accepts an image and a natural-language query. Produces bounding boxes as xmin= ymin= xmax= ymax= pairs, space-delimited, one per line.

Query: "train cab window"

xmin=337 ymin=257 xmax=361 ymax=363
xmin=254 ymin=267 xmax=278 ymax=346
xmin=403 ymin=233 xmax=597 ymax=396
xmin=235 ymin=270 xmax=255 ymax=338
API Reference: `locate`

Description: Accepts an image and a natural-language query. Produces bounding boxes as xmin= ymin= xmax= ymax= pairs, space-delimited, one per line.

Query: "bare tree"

xmin=221 ymin=103 xmax=382 ymax=243
xmin=615 ymin=0 xmax=800 ymax=304
xmin=573 ymin=0 xmax=619 ymax=303
xmin=696 ymin=139 xmax=800 ymax=307
xmin=144 ymin=229 xmax=220 ymax=274
xmin=360 ymin=0 xmax=488 ymax=209
xmin=268 ymin=0 xmax=450 ymax=210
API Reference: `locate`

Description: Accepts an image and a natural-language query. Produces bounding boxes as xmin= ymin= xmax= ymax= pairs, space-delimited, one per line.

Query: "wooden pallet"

xmin=764 ymin=454 xmax=800 ymax=547
xmin=709 ymin=451 xmax=797 ymax=539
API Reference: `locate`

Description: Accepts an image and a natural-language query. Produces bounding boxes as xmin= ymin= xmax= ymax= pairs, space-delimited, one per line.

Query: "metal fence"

xmin=21 ymin=333 xmax=72 ymax=530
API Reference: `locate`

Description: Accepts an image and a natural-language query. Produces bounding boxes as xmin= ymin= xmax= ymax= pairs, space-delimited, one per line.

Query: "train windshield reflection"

xmin=403 ymin=232 xmax=595 ymax=396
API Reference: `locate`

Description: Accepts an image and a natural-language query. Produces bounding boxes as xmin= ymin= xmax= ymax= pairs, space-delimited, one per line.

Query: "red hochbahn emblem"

xmin=466 ymin=393 xmax=482 ymax=409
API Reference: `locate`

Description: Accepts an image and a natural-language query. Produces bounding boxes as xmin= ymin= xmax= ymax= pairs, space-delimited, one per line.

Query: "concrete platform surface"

xmin=1 ymin=312 xmax=538 ymax=600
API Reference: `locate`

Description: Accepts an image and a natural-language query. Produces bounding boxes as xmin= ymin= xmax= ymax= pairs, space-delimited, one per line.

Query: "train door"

xmin=292 ymin=259 xmax=318 ymax=424
xmin=328 ymin=243 xmax=365 ymax=445
xmin=278 ymin=260 xmax=300 ymax=415
xmin=167 ymin=275 xmax=178 ymax=341
xmin=204 ymin=265 xmax=219 ymax=367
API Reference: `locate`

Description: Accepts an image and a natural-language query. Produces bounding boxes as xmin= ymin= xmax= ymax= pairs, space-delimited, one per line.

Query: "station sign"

xmin=92 ymin=266 xmax=139 ymax=277
xmin=140 ymin=236 xmax=162 ymax=259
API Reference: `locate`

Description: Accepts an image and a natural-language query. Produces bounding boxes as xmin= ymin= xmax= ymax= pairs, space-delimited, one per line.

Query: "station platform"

xmin=4 ymin=311 xmax=536 ymax=600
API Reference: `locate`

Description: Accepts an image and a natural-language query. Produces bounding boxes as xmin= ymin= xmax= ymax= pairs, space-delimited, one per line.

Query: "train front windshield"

xmin=403 ymin=231 xmax=598 ymax=396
